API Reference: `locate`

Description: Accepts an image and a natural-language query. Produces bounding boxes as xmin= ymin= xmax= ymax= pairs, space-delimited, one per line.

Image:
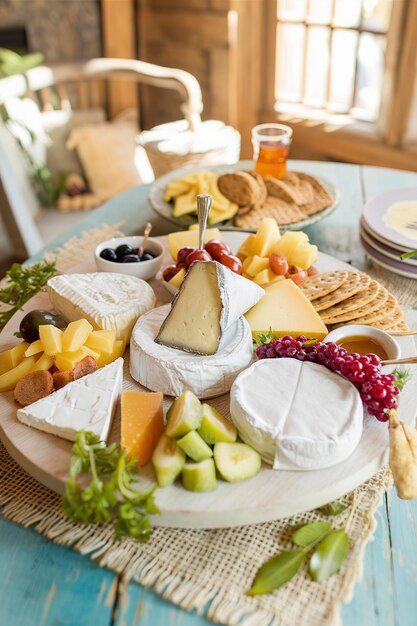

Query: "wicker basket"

xmin=138 ymin=119 xmax=240 ymax=179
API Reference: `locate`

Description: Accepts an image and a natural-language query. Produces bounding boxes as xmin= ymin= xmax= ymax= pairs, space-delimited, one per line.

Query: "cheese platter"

xmin=1 ymin=214 xmax=416 ymax=529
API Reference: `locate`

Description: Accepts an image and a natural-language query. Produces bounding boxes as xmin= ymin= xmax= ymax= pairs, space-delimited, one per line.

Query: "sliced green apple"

xmin=166 ymin=390 xmax=203 ymax=439
xmin=152 ymin=433 xmax=186 ymax=487
xmin=182 ymin=458 xmax=217 ymax=492
xmin=177 ymin=430 xmax=213 ymax=462
xmin=213 ymin=442 xmax=261 ymax=483
xmin=198 ymin=404 xmax=237 ymax=444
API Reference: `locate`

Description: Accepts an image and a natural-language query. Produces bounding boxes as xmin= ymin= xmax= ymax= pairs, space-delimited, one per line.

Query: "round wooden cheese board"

xmin=0 ymin=233 xmax=416 ymax=529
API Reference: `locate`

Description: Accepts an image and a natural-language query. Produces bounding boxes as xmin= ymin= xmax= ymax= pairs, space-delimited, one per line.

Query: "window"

xmin=275 ymin=0 xmax=393 ymax=122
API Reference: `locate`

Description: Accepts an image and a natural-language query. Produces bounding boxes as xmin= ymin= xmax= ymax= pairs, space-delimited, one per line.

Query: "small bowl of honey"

xmin=324 ymin=324 xmax=401 ymax=361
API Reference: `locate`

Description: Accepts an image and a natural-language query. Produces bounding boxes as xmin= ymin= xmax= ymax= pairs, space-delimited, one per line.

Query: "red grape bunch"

xmin=256 ymin=336 xmax=400 ymax=422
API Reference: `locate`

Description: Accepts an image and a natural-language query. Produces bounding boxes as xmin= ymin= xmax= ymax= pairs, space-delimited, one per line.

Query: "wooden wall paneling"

xmin=101 ymin=0 xmax=138 ymax=118
xmin=376 ymin=0 xmax=406 ymax=140
xmin=230 ymin=0 xmax=264 ymax=157
xmin=383 ymin=0 xmax=417 ymax=146
xmin=137 ymin=0 xmax=231 ymax=130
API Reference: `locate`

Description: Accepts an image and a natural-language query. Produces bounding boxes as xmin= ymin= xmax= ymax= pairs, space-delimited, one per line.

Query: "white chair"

xmin=0 ymin=58 xmax=204 ymax=259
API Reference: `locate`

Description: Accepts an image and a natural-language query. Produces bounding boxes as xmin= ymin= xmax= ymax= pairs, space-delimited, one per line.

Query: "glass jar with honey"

xmin=252 ymin=123 xmax=293 ymax=179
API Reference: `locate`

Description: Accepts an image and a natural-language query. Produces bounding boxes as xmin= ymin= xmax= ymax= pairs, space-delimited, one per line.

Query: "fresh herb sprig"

xmin=392 ymin=368 xmax=411 ymax=392
xmin=247 ymin=519 xmax=349 ymax=595
xmin=400 ymin=249 xmax=417 ymax=260
xmin=63 ymin=430 xmax=158 ymax=542
xmin=0 ymin=260 xmax=58 ymax=330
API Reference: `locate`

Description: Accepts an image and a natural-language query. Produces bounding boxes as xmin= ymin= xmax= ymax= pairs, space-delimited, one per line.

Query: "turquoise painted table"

xmin=1 ymin=161 xmax=417 ymax=626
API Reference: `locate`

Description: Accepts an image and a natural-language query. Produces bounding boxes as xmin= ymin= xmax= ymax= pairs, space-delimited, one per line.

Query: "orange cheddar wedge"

xmin=121 ymin=391 xmax=164 ymax=466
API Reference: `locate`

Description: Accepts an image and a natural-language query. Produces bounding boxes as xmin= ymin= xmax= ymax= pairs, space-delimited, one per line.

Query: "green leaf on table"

xmin=292 ymin=521 xmax=332 ymax=547
xmin=309 ymin=529 xmax=349 ymax=582
xmin=319 ymin=500 xmax=348 ymax=516
xmin=246 ymin=550 xmax=305 ymax=596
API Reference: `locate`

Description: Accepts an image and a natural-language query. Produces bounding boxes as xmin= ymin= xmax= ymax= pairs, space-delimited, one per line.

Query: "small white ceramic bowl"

xmin=95 ymin=236 xmax=164 ymax=281
xmin=324 ymin=324 xmax=401 ymax=361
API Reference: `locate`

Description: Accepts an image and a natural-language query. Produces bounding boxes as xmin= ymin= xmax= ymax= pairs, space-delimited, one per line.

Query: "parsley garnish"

xmin=255 ymin=328 xmax=275 ymax=345
xmin=63 ymin=430 xmax=158 ymax=542
xmin=0 ymin=260 xmax=58 ymax=330
xmin=392 ymin=368 xmax=411 ymax=392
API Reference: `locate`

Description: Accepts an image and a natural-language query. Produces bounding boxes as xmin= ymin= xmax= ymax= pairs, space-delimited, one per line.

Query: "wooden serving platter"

xmin=1 ymin=234 xmax=416 ymax=529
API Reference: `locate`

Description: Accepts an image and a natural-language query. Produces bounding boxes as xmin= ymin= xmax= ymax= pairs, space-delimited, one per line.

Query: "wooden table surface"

xmin=1 ymin=161 xmax=417 ymax=626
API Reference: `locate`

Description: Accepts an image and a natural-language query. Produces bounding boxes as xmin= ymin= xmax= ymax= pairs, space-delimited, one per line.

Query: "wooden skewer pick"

xmin=389 ymin=410 xmax=417 ymax=499
xmin=139 ymin=222 xmax=152 ymax=259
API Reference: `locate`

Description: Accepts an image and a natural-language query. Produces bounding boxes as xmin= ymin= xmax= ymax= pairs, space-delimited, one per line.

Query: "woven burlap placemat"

xmin=0 ymin=223 xmax=415 ymax=626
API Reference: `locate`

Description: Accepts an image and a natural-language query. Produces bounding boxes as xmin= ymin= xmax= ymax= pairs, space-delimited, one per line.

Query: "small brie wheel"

xmin=130 ymin=304 xmax=254 ymax=398
xmin=230 ymin=358 xmax=363 ymax=471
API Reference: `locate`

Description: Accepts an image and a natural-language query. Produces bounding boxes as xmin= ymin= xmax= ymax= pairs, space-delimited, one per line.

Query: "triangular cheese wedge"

xmin=17 ymin=358 xmax=123 ymax=442
xmin=156 ymin=261 xmax=264 ymax=355
xmin=245 ymin=279 xmax=328 ymax=340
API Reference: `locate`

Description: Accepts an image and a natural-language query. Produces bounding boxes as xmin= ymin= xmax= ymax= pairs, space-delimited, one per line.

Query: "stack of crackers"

xmin=217 ymin=170 xmax=333 ymax=229
xmin=301 ymin=270 xmax=408 ymax=331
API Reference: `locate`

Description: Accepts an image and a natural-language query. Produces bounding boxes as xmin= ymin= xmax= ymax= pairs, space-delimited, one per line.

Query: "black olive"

xmin=120 ymin=254 xmax=141 ymax=263
xmin=141 ymin=252 xmax=155 ymax=261
xmin=115 ymin=244 xmax=135 ymax=260
xmin=19 ymin=310 xmax=68 ymax=343
xmin=100 ymin=248 xmax=118 ymax=262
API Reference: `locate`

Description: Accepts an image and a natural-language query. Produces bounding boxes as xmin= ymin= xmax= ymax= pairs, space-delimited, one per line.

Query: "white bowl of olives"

xmin=95 ymin=236 xmax=164 ymax=281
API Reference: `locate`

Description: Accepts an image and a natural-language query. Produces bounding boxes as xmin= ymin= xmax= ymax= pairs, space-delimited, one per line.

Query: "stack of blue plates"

xmin=360 ymin=188 xmax=417 ymax=279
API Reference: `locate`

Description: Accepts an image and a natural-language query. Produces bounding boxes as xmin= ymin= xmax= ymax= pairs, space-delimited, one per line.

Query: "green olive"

xmin=19 ymin=309 xmax=67 ymax=343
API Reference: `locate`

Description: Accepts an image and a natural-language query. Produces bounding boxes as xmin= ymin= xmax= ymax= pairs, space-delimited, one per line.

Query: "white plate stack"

xmin=360 ymin=187 xmax=417 ymax=279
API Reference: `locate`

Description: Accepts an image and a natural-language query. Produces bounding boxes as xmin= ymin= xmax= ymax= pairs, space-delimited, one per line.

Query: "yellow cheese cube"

xmin=245 ymin=279 xmax=328 ymax=341
xmin=237 ymin=234 xmax=256 ymax=260
xmin=85 ymin=329 xmax=116 ymax=353
xmin=173 ymin=188 xmax=198 ymax=218
xmin=244 ymin=255 xmax=270 ymax=277
xmin=62 ymin=319 xmax=93 ymax=352
xmin=39 ymin=325 xmax=63 ymax=356
xmin=251 ymin=218 xmax=281 ymax=257
xmin=208 ymin=202 xmax=238 ymax=225
xmin=96 ymin=339 xmax=125 ymax=368
xmin=25 ymin=339 xmax=44 ymax=357
xmin=80 ymin=345 xmax=101 ymax=361
xmin=0 ymin=349 xmax=14 ymax=375
xmin=55 ymin=350 xmax=86 ymax=372
xmin=169 ymin=268 xmax=186 ymax=289
xmin=0 ymin=356 xmax=36 ymax=392
xmin=168 ymin=228 xmax=222 ymax=260
xmin=253 ymin=269 xmax=285 ymax=286
xmin=270 ymin=231 xmax=309 ymax=259
xmin=31 ymin=353 xmax=54 ymax=372
xmin=287 ymin=243 xmax=318 ymax=270
xmin=10 ymin=343 xmax=30 ymax=367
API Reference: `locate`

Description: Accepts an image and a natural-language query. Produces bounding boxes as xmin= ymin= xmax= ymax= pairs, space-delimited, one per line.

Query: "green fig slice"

xmin=182 ymin=458 xmax=217 ymax=492
xmin=166 ymin=390 xmax=202 ymax=439
xmin=213 ymin=442 xmax=261 ymax=483
xmin=177 ymin=430 xmax=213 ymax=462
xmin=198 ymin=404 xmax=237 ymax=444
xmin=152 ymin=433 xmax=186 ymax=487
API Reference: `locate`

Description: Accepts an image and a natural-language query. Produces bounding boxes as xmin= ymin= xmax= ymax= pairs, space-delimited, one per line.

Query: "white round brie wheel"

xmin=230 ymin=358 xmax=363 ymax=471
xmin=130 ymin=304 xmax=254 ymax=398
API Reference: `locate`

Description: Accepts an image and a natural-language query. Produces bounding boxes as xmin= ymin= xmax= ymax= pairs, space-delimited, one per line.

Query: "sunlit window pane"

xmin=329 ymin=29 xmax=358 ymax=111
xmin=307 ymin=0 xmax=332 ymax=24
xmin=278 ymin=0 xmax=306 ymax=20
xmin=276 ymin=23 xmax=305 ymax=101
xmin=333 ymin=0 xmax=361 ymax=28
xmin=304 ymin=27 xmax=330 ymax=106
xmin=362 ymin=0 xmax=392 ymax=31
xmin=354 ymin=33 xmax=386 ymax=119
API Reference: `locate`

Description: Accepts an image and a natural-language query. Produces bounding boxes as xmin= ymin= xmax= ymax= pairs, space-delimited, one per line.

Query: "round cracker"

xmin=319 ymin=280 xmax=381 ymax=322
xmin=370 ymin=307 xmax=404 ymax=330
xmin=346 ymin=293 xmax=399 ymax=325
xmin=320 ymin=283 xmax=388 ymax=324
xmin=312 ymin=272 xmax=372 ymax=312
xmin=300 ymin=270 xmax=349 ymax=301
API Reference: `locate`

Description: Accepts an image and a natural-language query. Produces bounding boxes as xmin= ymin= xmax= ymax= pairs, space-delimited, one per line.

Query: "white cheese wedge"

xmin=47 ymin=273 xmax=156 ymax=343
xmin=156 ymin=260 xmax=264 ymax=355
xmin=230 ymin=359 xmax=363 ymax=471
xmin=17 ymin=358 xmax=123 ymax=442
xmin=130 ymin=304 xmax=254 ymax=398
